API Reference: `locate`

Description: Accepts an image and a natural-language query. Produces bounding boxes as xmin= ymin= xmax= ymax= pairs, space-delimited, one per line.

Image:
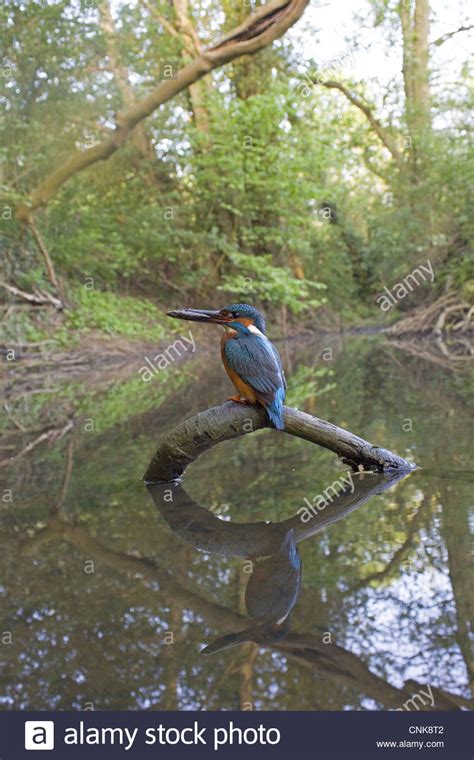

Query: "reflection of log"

xmin=385 ymin=337 xmax=472 ymax=370
xmin=148 ymin=471 xmax=408 ymax=553
xmin=148 ymin=476 xmax=394 ymax=656
xmin=283 ymin=469 xmax=409 ymax=541
xmin=144 ymin=402 xmax=414 ymax=482
xmin=18 ymin=517 xmax=470 ymax=710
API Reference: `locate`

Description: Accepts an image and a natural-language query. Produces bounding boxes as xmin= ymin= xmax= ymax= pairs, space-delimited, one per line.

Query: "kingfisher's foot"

xmin=227 ymin=395 xmax=251 ymax=405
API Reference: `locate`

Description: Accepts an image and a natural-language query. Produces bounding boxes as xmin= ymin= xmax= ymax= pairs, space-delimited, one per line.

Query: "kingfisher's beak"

xmin=201 ymin=628 xmax=255 ymax=656
xmin=167 ymin=308 xmax=230 ymax=324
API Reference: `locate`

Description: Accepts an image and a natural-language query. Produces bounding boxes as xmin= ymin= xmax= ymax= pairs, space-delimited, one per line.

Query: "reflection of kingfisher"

xmin=201 ymin=529 xmax=302 ymax=655
xmin=167 ymin=303 xmax=287 ymax=430
xmin=147 ymin=483 xmax=302 ymax=655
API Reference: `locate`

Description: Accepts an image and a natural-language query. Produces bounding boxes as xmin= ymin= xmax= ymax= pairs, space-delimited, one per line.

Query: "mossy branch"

xmin=144 ymin=402 xmax=414 ymax=482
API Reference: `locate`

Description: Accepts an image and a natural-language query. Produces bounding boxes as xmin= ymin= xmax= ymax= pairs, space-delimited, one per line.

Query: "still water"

xmin=1 ymin=333 xmax=472 ymax=710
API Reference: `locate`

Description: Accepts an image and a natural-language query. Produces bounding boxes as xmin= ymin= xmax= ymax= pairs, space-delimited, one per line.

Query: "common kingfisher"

xmin=167 ymin=303 xmax=287 ymax=430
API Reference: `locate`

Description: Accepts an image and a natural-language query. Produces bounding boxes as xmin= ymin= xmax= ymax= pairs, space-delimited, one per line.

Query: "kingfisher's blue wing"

xmin=270 ymin=342 xmax=287 ymax=390
xmin=223 ymin=334 xmax=285 ymax=401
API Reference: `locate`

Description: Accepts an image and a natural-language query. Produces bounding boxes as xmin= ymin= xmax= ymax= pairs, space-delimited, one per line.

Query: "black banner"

xmin=2 ymin=710 xmax=472 ymax=759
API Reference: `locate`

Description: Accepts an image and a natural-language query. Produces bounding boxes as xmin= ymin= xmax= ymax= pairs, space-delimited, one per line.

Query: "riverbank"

xmin=2 ymin=290 xmax=472 ymax=388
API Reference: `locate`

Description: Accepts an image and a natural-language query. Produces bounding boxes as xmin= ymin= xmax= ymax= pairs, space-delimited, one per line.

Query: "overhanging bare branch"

xmin=431 ymin=24 xmax=474 ymax=48
xmin=316 ymin=79 xmax=403 ymax=167
xmin=15 ymin=0 xmax=309 ymax=220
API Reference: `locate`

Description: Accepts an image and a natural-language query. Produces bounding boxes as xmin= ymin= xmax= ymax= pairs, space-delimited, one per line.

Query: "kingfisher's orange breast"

xmin=220 ymin=332 xmax=258 ymax=402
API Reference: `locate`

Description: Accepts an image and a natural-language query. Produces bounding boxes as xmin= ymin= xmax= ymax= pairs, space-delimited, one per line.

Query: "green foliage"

xmin=72 ymin=370 xmax=188 ymax=436
xmin=286 ymin=365 xmax=336 ymax=407
xmin=65 ymin=287 xmax=168 ymax=341
xmin=218 ymin=252 xmax=326 ymax=314
xmin=0 ymin=0 xmax=472 ymax=341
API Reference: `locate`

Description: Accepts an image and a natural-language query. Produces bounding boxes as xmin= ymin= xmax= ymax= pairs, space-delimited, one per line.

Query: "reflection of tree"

xmin=18 ymin=481 xmax=470 ymax=711
xmin=439 ymin=482 xmax=474 ymax=692
xmin=326 ymin=481 xmax=471 ymax=700
xmin=370 ymin=346 xmax=473 ymax=692
xmin=346 ymin=487 xmax=431 ymax=594
xmin=237 ymin=568 xmax=258 ymax=710
xmin=381 ymin=342 xmax=472 ymax=418
xmin=385 ymin=336 xmax=472 ymax=371
xmin=0 ymin=420 xmax=73 ymax=470
xmin=2 ymin=333 xmax=473 ymax=710
xmin=159 ymin=543 xmax=190 ymax=710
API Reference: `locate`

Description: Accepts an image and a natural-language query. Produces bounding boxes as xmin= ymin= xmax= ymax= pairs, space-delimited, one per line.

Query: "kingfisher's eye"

xmin=231 ymin=311 xmax=240 ymax=318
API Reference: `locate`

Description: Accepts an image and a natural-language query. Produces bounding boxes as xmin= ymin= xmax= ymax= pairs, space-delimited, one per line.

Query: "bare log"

xmin=144 ymin=402 xmax=414 ymax=482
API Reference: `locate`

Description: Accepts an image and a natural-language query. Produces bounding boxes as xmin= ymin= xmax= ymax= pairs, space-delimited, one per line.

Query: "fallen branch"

xmin=144 ymin=402 xmax=414 ymax=482
xmin=0 ymin=280 xmax=64 ymax=309
xmin=0 ymin=340 xmax=57 ymax=348
xmin=387 ymin=293 xmax=472 ymax=337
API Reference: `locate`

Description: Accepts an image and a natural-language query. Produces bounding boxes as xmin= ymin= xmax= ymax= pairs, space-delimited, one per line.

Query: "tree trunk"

xmin=399 ymin=0 xmax=431 ymax=140
xmin=99 ymin=0 xmax=154 ymax=158
xmin=440 ymin=483 xmax=474 ymax=694
xmin=173 ymin=0 xmax=211 ymax=132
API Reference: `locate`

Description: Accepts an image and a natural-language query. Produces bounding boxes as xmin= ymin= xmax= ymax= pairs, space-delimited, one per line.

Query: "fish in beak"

xmin=167 ymin=308 xmax=231 ymax=324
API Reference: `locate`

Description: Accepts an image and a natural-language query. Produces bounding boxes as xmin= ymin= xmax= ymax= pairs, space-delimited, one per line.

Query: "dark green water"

xmin=1 ymin=333 xmax=472 ymax=710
